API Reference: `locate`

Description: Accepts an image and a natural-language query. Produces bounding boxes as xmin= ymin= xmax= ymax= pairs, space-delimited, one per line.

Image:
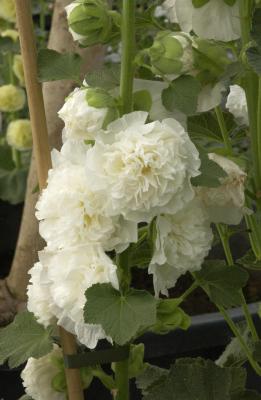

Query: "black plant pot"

xmin=2 ymin=304 xmax=259 ymax=400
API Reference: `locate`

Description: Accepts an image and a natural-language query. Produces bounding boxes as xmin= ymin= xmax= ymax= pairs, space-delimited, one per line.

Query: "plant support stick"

xmin=14 ymin=1 xmax=84 ymax=399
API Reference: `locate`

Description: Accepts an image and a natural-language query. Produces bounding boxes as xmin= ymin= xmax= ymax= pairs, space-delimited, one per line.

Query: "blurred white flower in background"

xmin=149 ymin=198 xmax=213 ymax=296
xmin=58 ymin=87 xmax=107 ymax=141
xmin=196 ymin=153 xmax=248 ymax=225
xmin=163 ymin=0 xmax=241 ymax=42
xmin=226 ymin=85 xmax=249 ymax=126
xmin=21 ymin=345 xmax=66 ymax=400
xmin=85 ymin=111 xmax=200 ymax=222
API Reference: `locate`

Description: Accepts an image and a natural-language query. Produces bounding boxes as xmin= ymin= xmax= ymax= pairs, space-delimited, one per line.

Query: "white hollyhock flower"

xmin=21 ymin=345 xmax=65 ymax=400
xmin=149 ymin=198 xmax=213 ymax=296
xmin=36 ymin=143 xmax=137 ymax=253
xmin=38 ymin=245 xmax=119 ymax=349
xmin=58 ymin=87 xmax=107 ymax=141
xmin=196 ymin=153 xmax=248 ymax=225
xmin=197 ymin=82 xmax=226 ymax=113
xmin=85 ymin=112 xmax=200 ymax=222
xmin=27 ymin=262 xmax=56 ymax=328
xmin=226 ymin=85 xmax=249 ymax=126
xmin=163 ymin=0 xmax=241 ymax=42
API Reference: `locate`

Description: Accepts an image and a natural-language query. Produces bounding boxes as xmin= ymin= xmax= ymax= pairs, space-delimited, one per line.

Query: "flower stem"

xmin=115 ymin=357 xmax=129 ymax=400
xmin=239 ymin=0 xmax=261 ymax=192
xmin=216 ymin=223 xmax=259 ymax=342
xmin=12 ymin=147 xmax=22 ymax=169
xmin=120 ymin=0 xmax=136 ymax=115
xmin=214 ymin=107 xmax=233 ymax=155
xmin=115 ymin=2 xmax=136 ymax=397
xmin=176 ymin=281 xmax=199 ymax=306
xmin=218 ymin=304 xmax=261 ymax=375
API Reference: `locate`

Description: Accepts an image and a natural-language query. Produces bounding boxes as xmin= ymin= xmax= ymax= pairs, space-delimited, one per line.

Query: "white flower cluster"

xmin=21 ymin=345 xmax=65 ymax=400
xmin=28 ymin=74 xmax=248 ymax=347
xmin=226 ymin=85 xmax=249 ymax=126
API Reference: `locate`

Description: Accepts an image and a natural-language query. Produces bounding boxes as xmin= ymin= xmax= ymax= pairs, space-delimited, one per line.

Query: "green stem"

xmin=214 ymin=107 xmax=233 ymax=155
xmin=257 ymin=76 xmax=261 ymax=197
xmin=216 ymin=224 xmax=259 ymax=342
xmin=176 ymin=281 xmax=199 ymax=306
xmin=239 ymin=0 xmax=261 ymax=192
xmin=115 ymin=358 xmax=129 ymax=400
xmin=7 ymin=52 xmax=14 ymax=84
xmin=12 ymin=148 xmax=22 ymax=169
xmin=218 ymin=304 xmax=261 ymax=376
xmin=120 ymin=0 xmax=136 ymax=114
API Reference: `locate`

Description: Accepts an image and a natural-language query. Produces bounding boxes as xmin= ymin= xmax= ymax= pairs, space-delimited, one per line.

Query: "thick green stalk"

xmin=239 ymin=0 xmax=261 ymax=191
xmin=115 ymin=2 xmax=136 ymax=398
xmin=115 ymin=358 xmax=129 ymax=400
xmin=214 ymin=107 xmax=233 ymax=155
xmin=257 ymin=77 xmax=261 ymax=198
xmin=216 ymin=224 xmax=259 ymax=342
xmin=119 ymin=0 xmax=136 ymax=114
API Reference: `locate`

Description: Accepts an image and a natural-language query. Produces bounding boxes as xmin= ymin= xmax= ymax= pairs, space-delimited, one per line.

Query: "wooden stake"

xmin=14 ymin=1 xmax=84 ymax=399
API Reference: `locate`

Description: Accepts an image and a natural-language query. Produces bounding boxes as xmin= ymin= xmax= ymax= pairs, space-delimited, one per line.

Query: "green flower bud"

xmin=149 ymin=31 xmax=194 ymax=78
xmin=0 ymin=84 xmax=26 ymax=112
xmin=13 ymin=55 xmax=25 ymax=86
xmin=6 ymin=119 xmax=32 ymax=150
xmin=0 ymin=0 xmax=16 ymax=23
xmin=67 ymin=0 xmax=113 ymax=46
xmin=1 ymin=29 xmax=19 ymax=42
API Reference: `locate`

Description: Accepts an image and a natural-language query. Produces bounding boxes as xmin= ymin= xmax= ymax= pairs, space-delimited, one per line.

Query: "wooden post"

xmin=14 ymin=1 xmax=84 ymax=399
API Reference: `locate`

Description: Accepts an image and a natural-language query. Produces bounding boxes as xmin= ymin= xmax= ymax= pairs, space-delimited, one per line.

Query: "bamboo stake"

xmin=14 ymin=1 xmax=84 ymax=399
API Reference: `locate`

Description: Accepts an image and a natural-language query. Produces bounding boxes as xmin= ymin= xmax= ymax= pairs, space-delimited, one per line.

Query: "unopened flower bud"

xmin=66 ymin=0 xmax=113 ymax=46
xmin=1 ymin=29 xmax=19 ymax=42
xmin=0 ymin=84 xmax=26 ymax=112
xmin=0 ymin=0 xmax=16 ymax=23
xmin=6 ymin=119 xmax=32 ymax=150
xmin=149 ymin=31 xmax=194 ymax=78
xmin=13 ymin=55 xmax=25 ymax=86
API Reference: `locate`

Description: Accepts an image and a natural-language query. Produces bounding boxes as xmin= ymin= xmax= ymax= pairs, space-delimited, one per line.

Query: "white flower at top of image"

xmin=196 ymin=153 xmax=248 ymax=225
xmin=21 ymin=345 xmax=65 ymax=400
xmin=27 ymin=262 xmax=56 ymax=328
xmin=85 ymin=111 xmax=201 ymax=223
xmin=38 ymin=244 xmax=119 ymax=349
xmin=149 ymin=198 xmax=213 ymax=296
xmin=58 ymin=87 xmax=107 ymax=141
xmin=226 ymin=85 xmax=249 ymax=126
xmin=163 ymin=0 xmax=241 ymax=42
xmin=36 ymin=142 xmax=137 ymax=253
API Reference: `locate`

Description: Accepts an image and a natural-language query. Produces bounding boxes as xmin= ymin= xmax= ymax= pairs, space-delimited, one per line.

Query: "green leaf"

xmin=85 ymin=64 xmax=121 ymax=90
xmin=0 ymin=145 xmax=15 ymax=170
xmin=237 ymin=250 xmax=261 ymax=270
xmin=246 ymin=8 xmax=261 ymax=75
xmin=143 ymin=358 xmax=249 ymax=400
xmin=0 ymin=167 xmax=28 ymax=204
xmin=195 ymin=261 xmax=249 ymax=308
xmin=37 ymin=49 xmax=82 ymax=82
xmin=191 ymin=147 xmax=227 ymax=188
xmin=19 ymin=396 xmax=34 ymax=400
xmin=128 ymin=344 xmax=147 ymax=379
xmin=223 ymin=0 xmax=237 ymax=6
xmin=153 ymin=299 xmax=191 ymax=334
xmin=162 ymin=76 xmax=201 ymax=116
xmin=192 ymin=0 xmax=210 ymax=7
xmin=133 ymin=90 xmax=152 ymax=112
xmin=84 ymin=284 xmax=157 ymax=345
xmin=86 ymin=88 xmax=116 ymax=108
xmin=233 ymin=391 xmax=261 ymax=400
xmin=0 ymin=37 xmax=20 ymax=53
xmin=0 ymin=311 xmax=53 ymax=368
xmin=136 ymin=364 xmax=168 ymax=397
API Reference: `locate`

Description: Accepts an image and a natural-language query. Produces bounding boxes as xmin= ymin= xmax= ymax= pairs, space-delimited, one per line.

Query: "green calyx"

xmin=149 ymin=31 xmax=194 ymax=76
xmin=223 ymin=0 xmax=237 ymax=5
xmin=192 ymin=0 xmax=210 ymax=7
xmin=68 ymin=0 xmax=114 ymax=45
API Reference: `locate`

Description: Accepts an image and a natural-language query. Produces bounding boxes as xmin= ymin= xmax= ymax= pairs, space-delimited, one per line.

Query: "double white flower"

xmin=85 ymin=111 xmax=201 ymax=222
